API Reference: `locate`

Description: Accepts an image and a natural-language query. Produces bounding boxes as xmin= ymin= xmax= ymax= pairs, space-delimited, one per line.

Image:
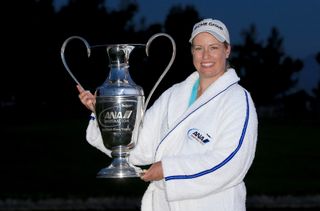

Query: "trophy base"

xmin=96 ymin=158 xmax=143 ymax=178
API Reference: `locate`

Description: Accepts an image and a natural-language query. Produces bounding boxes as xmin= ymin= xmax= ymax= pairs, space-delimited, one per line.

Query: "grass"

xmin=1 ymin=115 xmax=319 ymax=199
xmin=0 ymin=116 xmax=147 ymax=199
xmin=245 ymin=118 xmax=320 ymax=196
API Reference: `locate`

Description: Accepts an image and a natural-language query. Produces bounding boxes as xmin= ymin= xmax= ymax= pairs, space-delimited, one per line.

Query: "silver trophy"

xmin=60 ymin=33 xmax=176 ymax=178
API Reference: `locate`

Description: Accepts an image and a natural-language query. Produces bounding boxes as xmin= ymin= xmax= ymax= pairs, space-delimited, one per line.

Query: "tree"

xmin=312 ymin=52 xmax=320 ymax=98
xmin=163 ymin=5 xmax=200 ymax=87
xmin=232 ymin=25 xmax=303 ymax=109
xmin=311 ymin=52 xmax=320 ymax=119
xmin=1 ymin=0 xmax=57 ymax=117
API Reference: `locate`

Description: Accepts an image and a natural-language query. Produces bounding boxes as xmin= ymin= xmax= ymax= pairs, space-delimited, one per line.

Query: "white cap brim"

xmin=189 ymin=30 xmax=226 ymax=43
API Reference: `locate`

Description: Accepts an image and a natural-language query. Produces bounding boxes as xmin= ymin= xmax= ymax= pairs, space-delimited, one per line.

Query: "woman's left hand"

xmin=141 ymin=161 xmax=164 ymax=182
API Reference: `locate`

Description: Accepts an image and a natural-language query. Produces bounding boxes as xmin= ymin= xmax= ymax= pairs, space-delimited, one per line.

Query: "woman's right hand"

xmin=77 ymin=85 xmax=96 ymax=112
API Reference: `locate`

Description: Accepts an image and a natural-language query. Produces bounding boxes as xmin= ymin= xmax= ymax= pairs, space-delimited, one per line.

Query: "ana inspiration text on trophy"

xmin=60 ymin=33 xmax=176 ymax=178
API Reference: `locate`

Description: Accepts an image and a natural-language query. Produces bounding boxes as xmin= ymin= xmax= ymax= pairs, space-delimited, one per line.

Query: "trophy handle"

xmin=144 ymin=33 xmax=176 ymax=114
xmin=60 ymin=36 xmax=91 ymax=90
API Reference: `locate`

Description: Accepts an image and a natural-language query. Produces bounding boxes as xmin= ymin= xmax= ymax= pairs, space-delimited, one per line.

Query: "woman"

xmin=78 ymin=18 xmax=258 ymax=211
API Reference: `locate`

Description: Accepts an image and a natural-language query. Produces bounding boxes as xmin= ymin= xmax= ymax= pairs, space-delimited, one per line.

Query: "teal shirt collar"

xmin=188 ymin=78 xmax=200 ymax=107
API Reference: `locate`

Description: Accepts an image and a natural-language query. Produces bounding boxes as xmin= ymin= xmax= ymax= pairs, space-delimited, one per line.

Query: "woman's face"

xmin=192 ymin=32 xmax=231 ymax=82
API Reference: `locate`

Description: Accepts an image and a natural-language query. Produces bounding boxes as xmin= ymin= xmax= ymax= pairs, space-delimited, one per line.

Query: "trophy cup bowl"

xmin=94 ymin=44 xmax=145 ymax=178
xmin=61 ymin=34 xmax=176 ymax=178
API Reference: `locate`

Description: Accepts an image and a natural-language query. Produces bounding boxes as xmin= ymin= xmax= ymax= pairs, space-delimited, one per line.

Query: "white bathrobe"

xmin=86 ymin=68 xmax=258 ymax=211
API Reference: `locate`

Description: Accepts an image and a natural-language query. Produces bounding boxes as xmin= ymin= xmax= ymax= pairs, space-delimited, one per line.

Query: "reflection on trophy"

xmin=60 ymin=33 xmax=176 ymax=178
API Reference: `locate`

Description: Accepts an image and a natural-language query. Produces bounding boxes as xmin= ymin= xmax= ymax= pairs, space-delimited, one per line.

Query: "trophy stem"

xmin=96 ymin=146 xmax=142 ymax=178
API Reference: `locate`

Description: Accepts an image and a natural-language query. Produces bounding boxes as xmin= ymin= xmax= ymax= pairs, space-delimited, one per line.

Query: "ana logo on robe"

xmin=187 ymin=128 xmax=213 ymax=145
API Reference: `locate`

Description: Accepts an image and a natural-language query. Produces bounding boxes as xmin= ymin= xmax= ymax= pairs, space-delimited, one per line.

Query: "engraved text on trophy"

xmin=96 ymin=97 xmax=137 ymax=149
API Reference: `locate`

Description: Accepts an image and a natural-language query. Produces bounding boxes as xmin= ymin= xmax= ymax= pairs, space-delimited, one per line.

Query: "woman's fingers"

xmin=76 ymin=85 xmax=95 ymax=111
xmin=140 ymin=162 xmax=163 ymax=182
xmin=76 ymin=85 xmax=85 ymax=93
